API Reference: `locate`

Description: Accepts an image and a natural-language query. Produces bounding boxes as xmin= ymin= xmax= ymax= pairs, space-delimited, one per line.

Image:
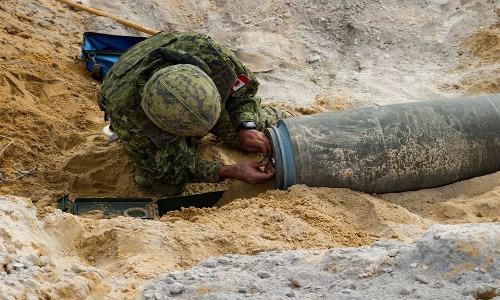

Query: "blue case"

xmin=80 ymin=32 xmax=146 ymax=80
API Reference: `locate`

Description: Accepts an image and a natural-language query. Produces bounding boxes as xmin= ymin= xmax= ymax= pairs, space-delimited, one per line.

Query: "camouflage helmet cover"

xmin=141 ymin=64 xmax=221 ymax=136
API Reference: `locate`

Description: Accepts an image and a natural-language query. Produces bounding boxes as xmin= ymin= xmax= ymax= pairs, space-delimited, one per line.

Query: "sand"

xmin=141 ymin=224 xmax=500 ymax=299
xmin=0 ymin=0 xmax=499 ymax=299
xmin=1 ymin=187 xmax=432 ymax=299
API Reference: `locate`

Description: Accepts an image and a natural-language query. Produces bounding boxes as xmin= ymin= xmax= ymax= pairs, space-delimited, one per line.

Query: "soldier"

xmin=99 ymin=32 xmax=289 ymax=195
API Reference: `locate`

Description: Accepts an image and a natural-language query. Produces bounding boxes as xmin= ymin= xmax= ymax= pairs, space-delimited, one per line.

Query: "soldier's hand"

xmin=219 ymin=160 xmax=275 ymax=184
xmin=238 ymin=129 xmax=272 ymax=156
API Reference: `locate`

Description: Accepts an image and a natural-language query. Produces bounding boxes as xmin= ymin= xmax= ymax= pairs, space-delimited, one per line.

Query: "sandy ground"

xmin=142 ymin=224 xmax=499 ymax=299
xmin=0 ymin=192 xmax=429 ymax=298
xmin=0 ymin=0 xmax=499 ymax=299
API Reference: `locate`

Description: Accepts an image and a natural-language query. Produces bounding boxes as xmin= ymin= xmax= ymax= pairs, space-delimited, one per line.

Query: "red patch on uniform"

xmin=232 ymin=74 xmax=250 ymax=93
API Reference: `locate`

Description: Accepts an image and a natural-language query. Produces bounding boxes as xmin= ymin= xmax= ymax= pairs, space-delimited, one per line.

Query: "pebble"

xmin=285 ymin=291 xmax=296 ymax=297
xmin=415 ymin=275 xmax=430 ymax=284
xmin=257 ymin=271 xmax=271 ymax=278
xmin=143 ymin=292 xmax=154 ymax=300
xmin=306 ymin=54 xmax=321 ymax=63
xmin=163 ymin=277 xmax=175 ymax=285
xmin=11 ymin=262 xmax=24 ymax=270
xmin=169 ymin=282 xmax=185 ymax=295
xmin=358 ymin=272 xmax=373 ymax=278
xmin=217 ymin=258 xmax=230 ymax=265
xmin=383 ymin=268 xmax=393 ymax=273
xmin=70 ymin=264 xmax=85 ymax=274
xmin=26 ymin=255 xmax=41 ymax=266
xmin=410 ymin=263 xmax=418 ymax=268
xmin=237 ymin=287 xmax=247 ymax=293
xmin=202 ymin=260 xmax=216 ymax=268
xmin=341 ymin=289 xmax=353 ymax=294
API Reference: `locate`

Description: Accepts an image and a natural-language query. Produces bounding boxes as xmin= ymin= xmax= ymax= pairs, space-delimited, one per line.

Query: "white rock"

xmin=169 ymin=282 xmax=185 ymax=295
xmin=306 ymin=55 xmax=321 ymax=63
xmin=415 ymin=275 xmax=430 ymax=284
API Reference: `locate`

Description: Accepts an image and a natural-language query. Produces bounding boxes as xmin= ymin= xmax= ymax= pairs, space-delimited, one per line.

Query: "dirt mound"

xmin=1 ymin=189 xmax=430 ymax=299
xmin=0 ymin=0 xmax=108 ymax=204
xmin=0 ymin=196 xmax=108 ymax=299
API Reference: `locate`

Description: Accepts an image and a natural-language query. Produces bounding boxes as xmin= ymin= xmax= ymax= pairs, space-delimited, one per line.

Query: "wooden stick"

xmin=52 ymin=0 xmax=160 ymax=35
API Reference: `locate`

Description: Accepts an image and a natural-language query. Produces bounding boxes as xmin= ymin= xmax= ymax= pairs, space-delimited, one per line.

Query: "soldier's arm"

xmin=225 ymin=77 xmax=275 ymax=155
xmin=219 ymin=160 xmax=275 ymax=184
xmin=153 ymin=138 xmax=224 ymax=184
xmin=154 ymin=137 xmax=277 ymax=184
xmin=225 ymin=75 xmax=262 ymax=130
xmin=191 ymin=159 xmax=224 ymax=183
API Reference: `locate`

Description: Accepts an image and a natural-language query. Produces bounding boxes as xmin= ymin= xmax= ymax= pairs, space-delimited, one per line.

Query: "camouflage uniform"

xmin=100 ymin=32 xmax=285 ymax=195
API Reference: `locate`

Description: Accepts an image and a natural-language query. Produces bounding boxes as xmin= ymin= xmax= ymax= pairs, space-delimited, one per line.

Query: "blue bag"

xmin=80 ymin=32 xmax=146 ymax=80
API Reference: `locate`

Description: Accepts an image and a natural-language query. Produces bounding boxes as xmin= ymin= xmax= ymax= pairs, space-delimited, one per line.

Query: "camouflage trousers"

xmin=135 ymin=105 xmax=288 ymax=196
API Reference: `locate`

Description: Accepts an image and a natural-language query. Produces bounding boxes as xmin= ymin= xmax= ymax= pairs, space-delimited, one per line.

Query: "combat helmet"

xmin=141 ymin=64 xmax=221 ymax=136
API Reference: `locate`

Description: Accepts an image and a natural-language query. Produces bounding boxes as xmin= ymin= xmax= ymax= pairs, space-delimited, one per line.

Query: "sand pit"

xmin=0 ymin=0 xmax=499 ymax=298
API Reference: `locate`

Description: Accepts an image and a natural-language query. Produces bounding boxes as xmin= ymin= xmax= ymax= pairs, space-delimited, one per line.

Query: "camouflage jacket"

xmin=100 ymin=32 xmax=261 ymax=186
